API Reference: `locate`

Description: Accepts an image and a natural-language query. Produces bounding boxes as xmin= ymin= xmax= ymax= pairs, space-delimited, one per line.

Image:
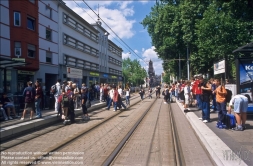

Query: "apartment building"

xmin=0 ymin=0 xmax=39 ymax=93
xmin=35 ymin=0 xmax=59 ymax=91
xmin=58 ymin=2 xmax=123 ymax=87
xmin=1 ymin=0 xmax=123 ymax=93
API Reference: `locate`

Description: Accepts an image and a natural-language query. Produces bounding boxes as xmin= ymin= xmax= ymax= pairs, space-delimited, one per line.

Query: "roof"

xmin=0 ymin=56 xmax=30 ymax=68
xmin=232 ymin=42 xmax=253 ymax=53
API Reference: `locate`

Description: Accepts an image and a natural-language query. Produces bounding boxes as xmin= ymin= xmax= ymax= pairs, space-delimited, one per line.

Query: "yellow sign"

xmin=90 ymin=72 xmax=99 ymax=77
xmin=18 ymin=70 xmax=35 ymax=75
xmin=12 ymin=58 xmax=25 ymax=62
xmin=111 ymin=76 xmax=117 ymax=79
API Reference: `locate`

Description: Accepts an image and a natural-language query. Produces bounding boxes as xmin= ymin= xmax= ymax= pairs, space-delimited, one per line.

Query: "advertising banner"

xmin=214 ymin=60 xmax=225 ymax=75
xmin=237 ymin=58 xmax=253 ymax=112
xmin=67 ymin=67 xmax=82 ymax=79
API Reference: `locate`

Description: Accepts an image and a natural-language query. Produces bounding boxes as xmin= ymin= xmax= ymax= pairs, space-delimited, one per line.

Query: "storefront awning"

xmin=0 ymin=57 xmax=29 ymax=68
xmin=232 ymin=42 xmax=253 ymax=53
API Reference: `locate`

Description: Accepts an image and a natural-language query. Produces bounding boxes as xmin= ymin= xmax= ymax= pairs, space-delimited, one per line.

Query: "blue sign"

xmin=103 ymin=74 xmax=108 ymax=78
xmin=238 ymin=59 xmax=253 ymax=113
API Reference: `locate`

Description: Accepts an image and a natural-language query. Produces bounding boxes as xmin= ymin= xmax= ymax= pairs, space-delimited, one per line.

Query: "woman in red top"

xmin=112 ymin=86 xmax=119 ymax=112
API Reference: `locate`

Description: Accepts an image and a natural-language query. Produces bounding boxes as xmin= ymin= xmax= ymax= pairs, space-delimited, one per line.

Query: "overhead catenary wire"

xmin=78 ymin=0 xmax=149 ymax=66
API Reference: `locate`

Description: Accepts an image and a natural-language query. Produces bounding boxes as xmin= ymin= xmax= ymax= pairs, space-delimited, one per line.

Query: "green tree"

xmin=122 ymin=58 xmax=147 ymax=86
xmin=142 ymin=0 xmax=253 ymax=80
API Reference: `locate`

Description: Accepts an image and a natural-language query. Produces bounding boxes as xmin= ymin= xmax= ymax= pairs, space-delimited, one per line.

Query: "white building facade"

xmin=35 ymin=0 xmax=60 ymax=90
xmin=58 ymin=2 xmax=123 ymax=88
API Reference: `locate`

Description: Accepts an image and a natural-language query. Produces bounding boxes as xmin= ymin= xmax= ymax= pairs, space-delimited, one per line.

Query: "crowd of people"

xmin=160 ymin=74 xmax=252 ymax=131
xmin=0 ymin=79 xmax=132 ymax=124
xmin=1 ymin=76 xmax=251 ymax=131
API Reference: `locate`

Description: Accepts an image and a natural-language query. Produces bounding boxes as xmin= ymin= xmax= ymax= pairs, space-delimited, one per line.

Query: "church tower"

xmin=148 ymin=60 xmax=155 ymax=77
xmin=148 ymin=60 xmax=155 ymax=86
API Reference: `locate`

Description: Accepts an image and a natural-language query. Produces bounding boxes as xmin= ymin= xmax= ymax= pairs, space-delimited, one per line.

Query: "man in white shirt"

xmin=107 ymin=87 xmax=114 ymax=110
xmin=184 ymin=81 xmax=191 ymax=112
xmin=54 ymin=79 xmax=61 ymax=112
xmin=118 ymin=85 xmax=123 ymax=97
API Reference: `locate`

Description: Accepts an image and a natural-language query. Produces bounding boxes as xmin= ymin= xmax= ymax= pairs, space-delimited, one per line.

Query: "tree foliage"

xmin=122 ymin=58 xmax=147 ymax=86
xmin=142 ymin=0 xmax=253 ymax=80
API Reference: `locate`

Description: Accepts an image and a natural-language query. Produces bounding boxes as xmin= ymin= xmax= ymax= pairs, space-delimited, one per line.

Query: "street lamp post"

xmin=187 ymin=43 xmax=190 ymax=80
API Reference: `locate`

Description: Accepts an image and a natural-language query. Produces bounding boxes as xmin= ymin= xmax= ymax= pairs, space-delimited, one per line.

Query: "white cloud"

xmin=122 ymin=52 xmax=131 ymax=59
xmin=141 ymin=46 xmax=163 ymax=75
xmin=64 ymin=1 xmax=136 ymax=39
xmin=134 ymin=49 xmax=139 ymax=54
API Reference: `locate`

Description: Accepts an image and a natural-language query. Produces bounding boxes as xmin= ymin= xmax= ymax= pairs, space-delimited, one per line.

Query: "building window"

xmin=27 ymin=44 xmax=36 ymax=58
xmin=46 ymin=52 xmax=52 ymax=63
xmin=29 ymin=0 xmax=35 ymax=3
xmin=14 ymin=12 xmax=21 ymax=26
xmin=45 ymin=5 xmax=52 ymax=18
xmin=14 ymin=42 xmax=21 ymax=57
xmin=27 ymin=17 xmax=35 ymax=30
xmin=46 ymin=29 xmax=52 ymax=40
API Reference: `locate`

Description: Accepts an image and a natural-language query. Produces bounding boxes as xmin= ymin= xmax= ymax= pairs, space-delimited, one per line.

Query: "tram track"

xmin=0 ymin=93 xmax=151 ymax=166
xmin=0 ymin=95 xmax=141 ymax=150
xmin=0 ymin=91 xmax=217 ymax=166
xmin=106 ymin=97 xmax=184 ymax=165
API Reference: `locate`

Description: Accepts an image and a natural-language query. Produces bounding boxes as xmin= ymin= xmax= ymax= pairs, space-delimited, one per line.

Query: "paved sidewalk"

xmin=175 ymin=100 xmax=252 ymax=166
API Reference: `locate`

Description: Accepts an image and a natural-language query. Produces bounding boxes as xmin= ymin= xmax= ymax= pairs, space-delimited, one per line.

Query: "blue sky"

xmin=64 ymin=0 xmax=163 ymax=75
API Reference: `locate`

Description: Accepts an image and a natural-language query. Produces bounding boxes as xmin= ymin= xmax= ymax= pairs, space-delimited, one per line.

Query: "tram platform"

xmin=0 ymin=91 xmax=142 ymax=141
xmin=175 ymin=100 xmax=253 ymax=166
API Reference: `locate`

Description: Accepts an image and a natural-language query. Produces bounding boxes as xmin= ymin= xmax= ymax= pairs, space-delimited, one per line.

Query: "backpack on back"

xmin=61 ymin=95 xmax=69 ymax=107
xmin=25 ymin=89 xmax=34 ymax=103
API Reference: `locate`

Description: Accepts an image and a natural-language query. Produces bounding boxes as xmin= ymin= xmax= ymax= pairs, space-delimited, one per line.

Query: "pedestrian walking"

xmin=100 ymin=84 xmax=104 ymax=102
xmin=155 ymin=86 xmax=161 ymax=98
xmin=148 ymin=87 xmax=152 ymax=99
xmin=107 ymin=87 xmax=114 ymax=110
xmin=125 ymin=88 xmax=130 ymax=106
xmin=139 ymin=88 xmax=145 ymax=100
xmin=54 ymin=79 xmax=61 ymax=113
xmin=81 ymin=88 xmax=90 ymax=121
xmin=21 ymin=81 xmax=35 ymax=120
xmin=58 ymin=90 xmax=69 ymax=123
xmin=73 ymin=83 xmax=80 ymax=109
xmin=35 ymin=81 xmax=43 ymax=118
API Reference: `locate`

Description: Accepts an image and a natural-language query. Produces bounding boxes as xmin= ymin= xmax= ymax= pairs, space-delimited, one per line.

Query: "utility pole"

xmin=179 ymin=53 xmax=181 ymax=80
xmin=187 ymin=43 xmax=190 ymax=80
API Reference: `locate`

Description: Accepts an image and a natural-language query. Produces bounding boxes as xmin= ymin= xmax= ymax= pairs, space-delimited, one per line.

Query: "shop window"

xmin=45 ymin=5 xmax=52 ymax=19
xmin=46 ymin=29 xmax=52 ymax=41
xmin=46 ymin=52 xmax=52 ymax=63
xmin=27 ymin=17 xmax=35 ymax=30
xmin=27 ymin=44 xmax=36 ymax=58
xmin=14 ymin=12 xmax=21 ymax=26
xmin=14 ymin=42 xmax=21 ymax=57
